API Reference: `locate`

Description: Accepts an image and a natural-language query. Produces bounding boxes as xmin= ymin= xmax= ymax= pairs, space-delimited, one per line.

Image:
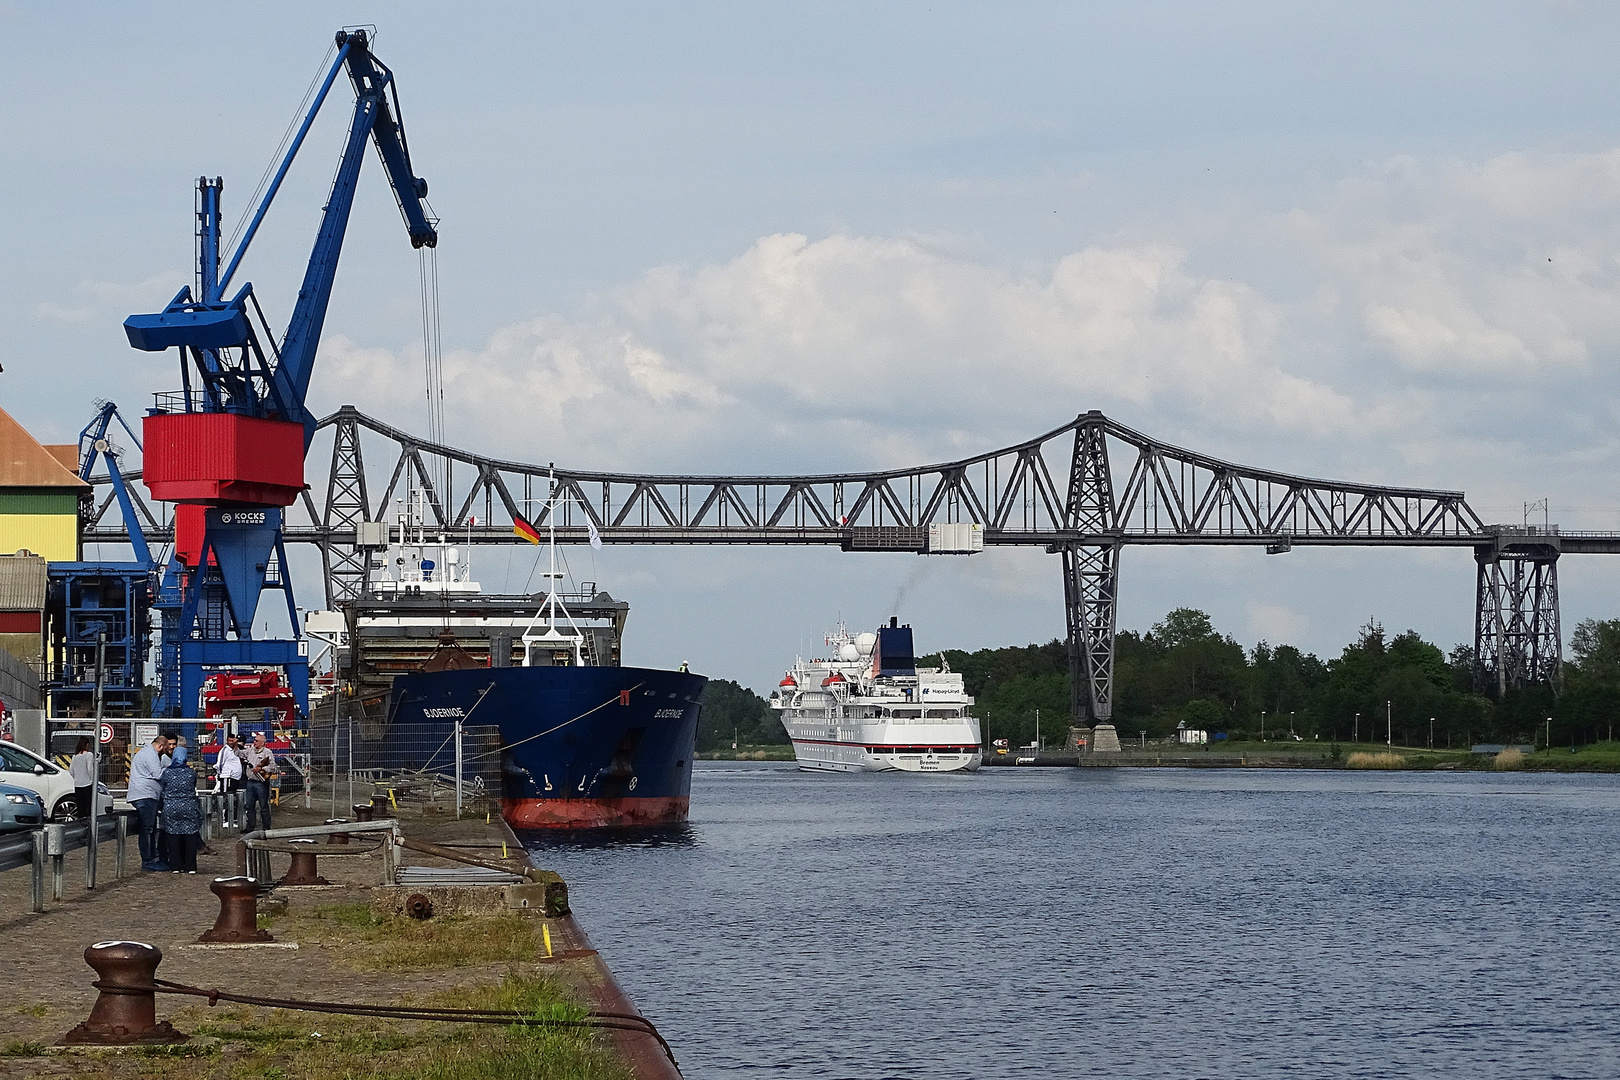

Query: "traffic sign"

xmin=98 ymin=723 xmax=113 ymax=744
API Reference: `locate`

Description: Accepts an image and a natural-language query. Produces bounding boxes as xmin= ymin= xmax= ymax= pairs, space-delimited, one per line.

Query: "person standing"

xmin=128 ymin=734 xmax=169 ymax=871
xmin=216 ymin=734 xmax=243 ymax=793
xmin=159 ymin=745 xmax=202 ymax=873
xmin=241 ymin=731 xmax=278 ymax=832
xmin=69 ymin=737 xmax=96 ymax=817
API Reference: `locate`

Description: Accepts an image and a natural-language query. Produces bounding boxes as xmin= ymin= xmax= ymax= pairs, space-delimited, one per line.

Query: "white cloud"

xmin=318 ymin=232 xmax=1351 ymax=471
xmin=315 ymin=148 xmax=1620 ymax=543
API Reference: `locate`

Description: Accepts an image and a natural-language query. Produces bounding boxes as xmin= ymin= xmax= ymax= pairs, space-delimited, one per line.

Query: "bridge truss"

xmin=86 ymin=406 xmax=1618 ymax=724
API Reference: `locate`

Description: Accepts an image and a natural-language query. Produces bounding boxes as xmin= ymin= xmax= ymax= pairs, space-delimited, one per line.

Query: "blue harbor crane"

xmin=120 ymin=28 xmax=437 ymax=725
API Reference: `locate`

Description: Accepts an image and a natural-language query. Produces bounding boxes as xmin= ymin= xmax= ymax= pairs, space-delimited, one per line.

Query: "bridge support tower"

xmin=1061 ymin=413 xmax=1122 ymax=750
xmin=1474 ymin=528 xmax=1562 ymax=696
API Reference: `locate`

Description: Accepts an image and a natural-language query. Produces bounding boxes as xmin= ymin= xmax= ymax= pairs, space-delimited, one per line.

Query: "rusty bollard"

xmin=406 ymin=893 xmax=434 ymax=920
xmin=324 ymin=817 xmax=351 ymax=845
xmin=278 ymin=839 xmax=329 ymax=886
xmin=59 ymin=941 xmax=188 ymax=1045
xmin=352 ymin=802 xmax=375 ymax=822
xmin=198 ymin=876 xmax=274 ymax=943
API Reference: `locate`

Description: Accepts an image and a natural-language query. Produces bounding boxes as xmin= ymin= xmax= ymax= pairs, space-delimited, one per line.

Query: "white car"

xmin=0 ymin=742 xmax=112 ymax=821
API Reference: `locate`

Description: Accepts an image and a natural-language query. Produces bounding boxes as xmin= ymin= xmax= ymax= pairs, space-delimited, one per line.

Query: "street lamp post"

xmin=1290 ymin=711 xmax=1296 ymax=738
xmin=1429 ymin=717 xmax=1434 ymax=749
xmin=1261 ymin=711 xmax=1266 ymax=742
xmin=1386 ymin=700 xmax=1392 ymax=747
xmin=1354 ymin=712 xmax=1359 ymax=742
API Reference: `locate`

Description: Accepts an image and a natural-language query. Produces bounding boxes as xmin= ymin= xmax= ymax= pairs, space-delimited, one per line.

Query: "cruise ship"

xmin=771 ymin=619 xmax=982 ymax=773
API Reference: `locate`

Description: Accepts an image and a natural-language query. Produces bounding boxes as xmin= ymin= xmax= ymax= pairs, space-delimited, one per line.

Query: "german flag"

xmin=513 ymin=513 xmax=541 ymax=544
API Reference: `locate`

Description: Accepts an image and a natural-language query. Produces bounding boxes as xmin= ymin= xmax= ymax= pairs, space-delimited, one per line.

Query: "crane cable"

xmin=419 ymin=243 xmax=456 ymax=631
xmin=418 ymin=245 xmax=447 ymax=488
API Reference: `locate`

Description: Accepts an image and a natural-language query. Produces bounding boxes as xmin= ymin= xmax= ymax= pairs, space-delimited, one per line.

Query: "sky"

xmin=3 ymin=2 xmax=1619 ymax=696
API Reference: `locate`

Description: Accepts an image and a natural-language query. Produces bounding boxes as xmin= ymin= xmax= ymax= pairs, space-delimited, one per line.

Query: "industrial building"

xmin=0 ymin=405 xmax=86 ymax=563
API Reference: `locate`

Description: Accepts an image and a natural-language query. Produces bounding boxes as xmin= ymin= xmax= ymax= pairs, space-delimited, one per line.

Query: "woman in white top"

xmin=69 ymin=737 xmax=96 ymax=816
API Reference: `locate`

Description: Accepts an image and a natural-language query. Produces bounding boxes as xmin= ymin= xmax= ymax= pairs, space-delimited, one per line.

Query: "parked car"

xmin=0 ymin=781 xmax=45 ymax=832
xmin=0 ymin=741 xmax=112 ymax=821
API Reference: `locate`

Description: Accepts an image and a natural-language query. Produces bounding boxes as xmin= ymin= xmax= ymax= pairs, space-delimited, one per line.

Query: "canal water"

xmin=521 ymin=763 xmax=1620 ymax=1079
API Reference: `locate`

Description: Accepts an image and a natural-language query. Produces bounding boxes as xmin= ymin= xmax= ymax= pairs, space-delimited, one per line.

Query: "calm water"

xmin=521 ymin=763 xmax=1620 ymax=1079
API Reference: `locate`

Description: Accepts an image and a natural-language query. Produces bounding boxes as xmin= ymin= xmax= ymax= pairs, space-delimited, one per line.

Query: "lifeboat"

xmin=780 ymin=674 xmax=798 ymax=688
xmin=821 ymin=672 xmax=847 ymax=688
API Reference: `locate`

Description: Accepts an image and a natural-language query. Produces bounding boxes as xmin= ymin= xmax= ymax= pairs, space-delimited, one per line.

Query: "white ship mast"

xmin=521 ymin=469 xmax=586 ymax=666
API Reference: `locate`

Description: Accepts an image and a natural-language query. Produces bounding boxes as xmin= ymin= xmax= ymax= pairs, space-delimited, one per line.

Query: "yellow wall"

xmin=0 ymin=514 xmax=78 ymax=561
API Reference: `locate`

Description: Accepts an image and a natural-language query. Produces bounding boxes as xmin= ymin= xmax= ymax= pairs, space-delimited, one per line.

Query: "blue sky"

xmin=3 ymin=2 xmax=1618 ymax=692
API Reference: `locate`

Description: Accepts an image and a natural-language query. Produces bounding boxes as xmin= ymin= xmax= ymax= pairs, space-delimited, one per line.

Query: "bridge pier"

xmin=1062 ymin=542 xmax=1121 ymax=741
xmin=1062 ymin=415 xmax=1122 ymax=747
xmin=1474 ymin=528 xmax=1562 ymax=695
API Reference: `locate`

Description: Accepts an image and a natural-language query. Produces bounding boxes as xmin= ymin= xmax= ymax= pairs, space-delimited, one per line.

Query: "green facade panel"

xmin=0 ymin=490 xmax=79 ymax=515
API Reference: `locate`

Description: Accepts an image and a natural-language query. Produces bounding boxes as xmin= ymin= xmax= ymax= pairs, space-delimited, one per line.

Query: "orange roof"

xmin=0 ymin=406 xmax=90 ymax=489
xmin=44 ymin=445 xmax=78 ymax=473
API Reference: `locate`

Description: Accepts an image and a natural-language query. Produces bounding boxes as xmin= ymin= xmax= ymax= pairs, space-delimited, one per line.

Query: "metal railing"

xmin=0 ymin=811 xmax=133 ymax=914
xmin=0 ymin=795 xmax=248 ymax=915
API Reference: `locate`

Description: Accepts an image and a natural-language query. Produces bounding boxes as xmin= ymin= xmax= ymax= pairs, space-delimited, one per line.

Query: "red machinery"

xmin=199 ymin=670 xmax=298 ymax=735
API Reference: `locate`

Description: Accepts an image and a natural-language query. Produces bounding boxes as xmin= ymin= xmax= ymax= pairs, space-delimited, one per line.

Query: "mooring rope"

xmin=113 ymin=978 xmax=679 ymax=1068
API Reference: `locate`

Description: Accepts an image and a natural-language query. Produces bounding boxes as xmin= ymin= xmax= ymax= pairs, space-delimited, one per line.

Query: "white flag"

xmin=587 ymin=517 xmax=602 ymax=550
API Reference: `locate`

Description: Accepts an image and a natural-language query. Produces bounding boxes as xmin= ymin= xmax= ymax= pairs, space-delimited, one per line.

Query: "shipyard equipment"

xmin=121 ymin=28 xmax=437 ymax=722
xmin=44 ymin=403 xmax=155 ymax=716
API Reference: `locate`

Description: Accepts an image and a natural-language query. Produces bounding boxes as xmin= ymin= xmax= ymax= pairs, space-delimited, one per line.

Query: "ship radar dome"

xmin=838 ymin=643 xmax=860 ymax=662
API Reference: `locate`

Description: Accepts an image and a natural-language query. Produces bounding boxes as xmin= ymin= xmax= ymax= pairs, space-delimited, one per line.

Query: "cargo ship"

xmin=771 ymin=619 xmax=982 ymax=773
xmin=317 ymin=487 xmax=705 ymax=827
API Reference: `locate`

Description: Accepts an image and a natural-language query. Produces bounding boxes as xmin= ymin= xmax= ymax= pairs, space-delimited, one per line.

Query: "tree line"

xmin=940 ymin=609 xmax=1620 ymax=751
xmin=697 ymin=678 xmax=788 ymax=751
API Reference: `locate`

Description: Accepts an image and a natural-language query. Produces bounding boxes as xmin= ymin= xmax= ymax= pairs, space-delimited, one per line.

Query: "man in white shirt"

xmin=241 ymin=732 xmax=278 ymax=832
xmin=216 ymin=734 xmax=244 ymax=793
xmin=128 ymin=734 xmax=170 ymax=871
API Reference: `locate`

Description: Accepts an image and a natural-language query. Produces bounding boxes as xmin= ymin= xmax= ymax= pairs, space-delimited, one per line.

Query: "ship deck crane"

xmin=121 ymin=28 xmax=437 ymax=723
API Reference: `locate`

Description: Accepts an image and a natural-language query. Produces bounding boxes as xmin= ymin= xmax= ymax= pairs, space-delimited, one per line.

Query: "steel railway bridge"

xmin=85 ymin=406 xmax=1620 ymax=726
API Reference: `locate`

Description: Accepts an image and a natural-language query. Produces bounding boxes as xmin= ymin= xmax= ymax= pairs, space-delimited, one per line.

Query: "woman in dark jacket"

xmin=159 ymin=745 xmax=203 ymax=873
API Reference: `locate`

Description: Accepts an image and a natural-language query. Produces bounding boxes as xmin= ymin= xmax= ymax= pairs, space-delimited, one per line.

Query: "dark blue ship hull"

xmin=387 ymin=665 xmax=705 ymax=828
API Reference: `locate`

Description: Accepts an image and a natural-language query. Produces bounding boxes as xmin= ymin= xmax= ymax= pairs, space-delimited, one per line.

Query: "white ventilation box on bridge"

xmin=927 ymin=522 xmax=984 ymax=554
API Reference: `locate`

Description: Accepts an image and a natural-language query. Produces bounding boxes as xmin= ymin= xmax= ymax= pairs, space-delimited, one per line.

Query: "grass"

xmin=1346 ymin=751 xmax=1407 ymax=769
xmin=1494 ymin=747 xmax=1527 ymax=770
xmin=12 ymin=973 xmax=636 ymax=1080
xmin=266 ymin=903 xmax=546 ymax=971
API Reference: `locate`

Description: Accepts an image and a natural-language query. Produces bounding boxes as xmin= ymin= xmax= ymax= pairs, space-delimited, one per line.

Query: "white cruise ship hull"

xmin=784 ymin=722 xmax=982 ymax=773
